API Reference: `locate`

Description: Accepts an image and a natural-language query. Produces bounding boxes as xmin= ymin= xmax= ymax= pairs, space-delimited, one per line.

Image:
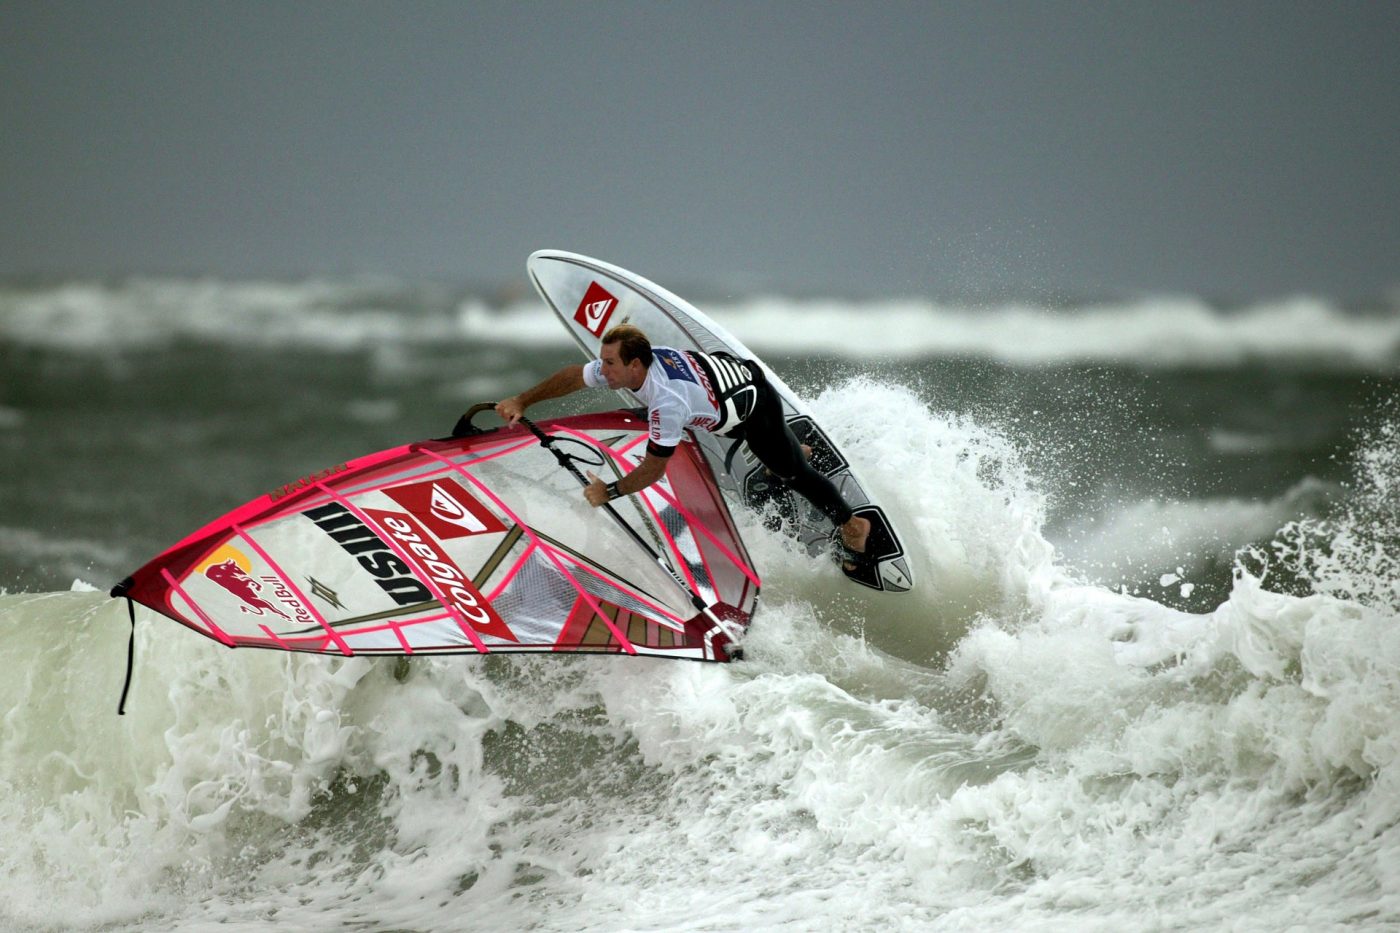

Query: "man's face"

xmin=599 ymin=342 xmax=645 ymax=390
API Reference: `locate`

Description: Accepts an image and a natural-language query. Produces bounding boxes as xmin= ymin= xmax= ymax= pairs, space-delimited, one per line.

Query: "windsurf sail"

xmin=112 ymin=409 xmax=760 ymax=686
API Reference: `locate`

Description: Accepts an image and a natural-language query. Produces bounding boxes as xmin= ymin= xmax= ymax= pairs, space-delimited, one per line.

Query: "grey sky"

xmin=3 ymin=1 xmax=1397 ymax=301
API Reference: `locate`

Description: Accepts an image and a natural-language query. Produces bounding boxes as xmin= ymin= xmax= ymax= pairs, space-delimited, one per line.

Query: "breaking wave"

xmin=1 ymin=384 xmax=1397 ymax=930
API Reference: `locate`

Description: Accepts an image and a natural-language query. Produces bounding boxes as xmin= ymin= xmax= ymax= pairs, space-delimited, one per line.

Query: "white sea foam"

xmin=930 ymin=410 xmax=1400 ymax=927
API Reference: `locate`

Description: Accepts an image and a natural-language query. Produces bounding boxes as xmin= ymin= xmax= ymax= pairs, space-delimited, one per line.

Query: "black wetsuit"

xmin=692 ymin=352 xmax=855 ymax=528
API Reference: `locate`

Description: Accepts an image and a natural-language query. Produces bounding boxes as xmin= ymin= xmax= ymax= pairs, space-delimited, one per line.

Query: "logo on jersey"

xmin=573 ymin=281 xmax=618 ymax=336
xmin=685 ymin=351 xmax=719 ymax=409
xmin=653 ymin=348 xmax=697 ymax=384
xmin=382 ymin=478 xmax=505 ymax=540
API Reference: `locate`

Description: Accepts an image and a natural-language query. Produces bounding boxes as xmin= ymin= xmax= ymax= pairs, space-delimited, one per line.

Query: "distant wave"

xmin=711 ymin=294 xmax=1400 ymax=370
xmin=0 ymin=278 xmax=467 ymax=353
xmin=2 ymin=278 xmax=1396 ymax=370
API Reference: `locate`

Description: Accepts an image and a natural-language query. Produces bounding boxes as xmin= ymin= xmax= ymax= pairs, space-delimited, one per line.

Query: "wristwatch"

xmin=605 ymin=481 xmax=623 ymax=500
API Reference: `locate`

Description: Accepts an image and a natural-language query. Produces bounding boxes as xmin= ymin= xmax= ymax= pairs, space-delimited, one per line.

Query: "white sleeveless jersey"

xmin=583 ymin=347 xmax=758 ymax=451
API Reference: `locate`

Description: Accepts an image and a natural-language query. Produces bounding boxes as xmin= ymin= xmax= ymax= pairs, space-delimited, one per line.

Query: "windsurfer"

xmin=494 ymin=324 xmax=872 ymax=566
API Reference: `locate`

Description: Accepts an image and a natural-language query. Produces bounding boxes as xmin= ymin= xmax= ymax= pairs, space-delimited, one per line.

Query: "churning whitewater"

xmin=1 ymin=280 xmax=1397 ymax=931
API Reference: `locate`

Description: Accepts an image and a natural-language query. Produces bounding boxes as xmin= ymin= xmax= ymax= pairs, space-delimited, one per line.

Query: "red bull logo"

xmin=201 ymin=550 xmax=290 ymax=620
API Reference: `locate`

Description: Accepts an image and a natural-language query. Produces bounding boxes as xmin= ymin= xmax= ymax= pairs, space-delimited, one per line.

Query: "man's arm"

xmin=584 ymin=452 xmax=669 ymax=507
xmin=495 ymin=364 xmax=586 ymax=424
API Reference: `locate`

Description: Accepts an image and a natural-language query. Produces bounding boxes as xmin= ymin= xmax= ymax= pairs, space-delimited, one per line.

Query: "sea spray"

xmin=791 ymin=377 xmax=1059 ymax=663
xmin=937 ymin=411 xmax=1400 ymax=927
xmin=1269 ymin=406 xmax=1400 ymax=612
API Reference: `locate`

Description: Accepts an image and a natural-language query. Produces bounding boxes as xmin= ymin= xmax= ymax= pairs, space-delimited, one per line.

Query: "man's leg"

xmin=738 ymin=384 xmax=869 ymax=558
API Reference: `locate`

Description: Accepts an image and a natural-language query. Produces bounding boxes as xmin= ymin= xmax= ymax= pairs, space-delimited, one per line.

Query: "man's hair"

xmin=601 ymin=324 xmax=653 ymax=367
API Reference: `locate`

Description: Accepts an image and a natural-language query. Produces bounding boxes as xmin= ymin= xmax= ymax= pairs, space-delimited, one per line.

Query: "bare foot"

xmin=839 ymin=515 xmax=870 ymax=571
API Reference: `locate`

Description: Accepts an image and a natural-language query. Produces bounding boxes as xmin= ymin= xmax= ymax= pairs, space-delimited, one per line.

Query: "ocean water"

xmin=0 ymin=278 xmax=1397 ymax=931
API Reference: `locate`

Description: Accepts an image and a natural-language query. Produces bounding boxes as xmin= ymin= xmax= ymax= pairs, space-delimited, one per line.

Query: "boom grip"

xmin=451 ymin=402 xmax=502 ymax=438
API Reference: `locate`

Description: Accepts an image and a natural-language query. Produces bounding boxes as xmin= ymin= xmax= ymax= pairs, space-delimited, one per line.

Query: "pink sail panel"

xmin=115 ymin=411 xmax=759 ymax=662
